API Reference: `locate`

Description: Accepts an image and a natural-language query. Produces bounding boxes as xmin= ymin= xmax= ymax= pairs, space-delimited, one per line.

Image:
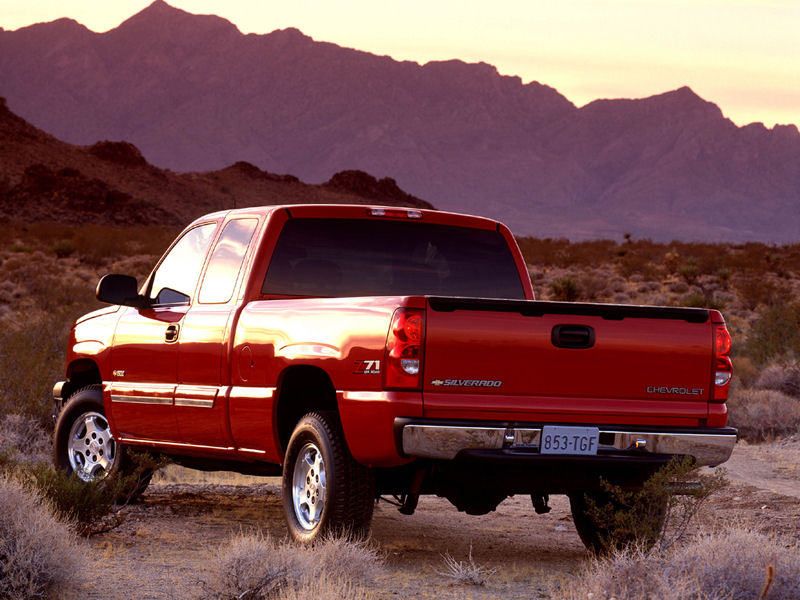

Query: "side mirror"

xmin=96 ymin=274 xmax=148 ymax=308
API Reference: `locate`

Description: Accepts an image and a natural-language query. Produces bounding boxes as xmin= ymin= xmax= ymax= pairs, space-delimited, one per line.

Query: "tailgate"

xmin=422 ymin=297 xmax=713 ymax=426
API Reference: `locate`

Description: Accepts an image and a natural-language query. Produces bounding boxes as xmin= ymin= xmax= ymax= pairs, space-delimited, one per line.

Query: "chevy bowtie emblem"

xmin=431 ymin=379 xmax=444 ymax=386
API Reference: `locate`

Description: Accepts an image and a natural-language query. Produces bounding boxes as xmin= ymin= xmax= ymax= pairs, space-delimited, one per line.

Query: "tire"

xmin=53 ymin=385 xmax=152 ymax=501
xmin=282 ymin=411 xmax=375 ymax=543
xmin=569 ymin=490 xmax=667 ymax=554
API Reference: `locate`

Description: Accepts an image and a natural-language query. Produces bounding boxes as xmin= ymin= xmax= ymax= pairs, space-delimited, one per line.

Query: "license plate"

xmin=540 ymin=426 xmax=599 ymax=455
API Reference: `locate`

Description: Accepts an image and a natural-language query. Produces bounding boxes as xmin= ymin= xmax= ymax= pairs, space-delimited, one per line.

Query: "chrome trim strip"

xmin=229 ymin=386 xmax=276 ymax=400
xmin=342 ymin=391 xmax=392 ymax=401
xmin=174 ymin=397 xmax=215 ymax=408
xmin=174 ymin=385 xmax=219 ymax=409
xmin=401 ymin=424 xmax=736 ymax=466
xmin=111 ymin=394 xmax=173 ymax=405
xmin=116 ymin=437 xmax=234 ymax=452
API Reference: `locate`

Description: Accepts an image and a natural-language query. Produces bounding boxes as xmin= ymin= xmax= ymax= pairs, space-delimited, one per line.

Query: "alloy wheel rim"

xmin=292 ymin=442 xmax=327 ymax=530
xmin=67 ymin=411 xmax=118 ymax=482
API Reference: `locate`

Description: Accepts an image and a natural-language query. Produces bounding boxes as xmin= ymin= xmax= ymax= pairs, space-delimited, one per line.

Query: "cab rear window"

xmin=262 ymin=218 xmax=525 ymax=299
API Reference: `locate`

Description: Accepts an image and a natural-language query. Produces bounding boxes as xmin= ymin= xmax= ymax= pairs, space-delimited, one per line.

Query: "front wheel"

xmin=282 ymin=411 xmax=374 ymax=543
xmin=53 ymin=385 xmax=152 ymax=501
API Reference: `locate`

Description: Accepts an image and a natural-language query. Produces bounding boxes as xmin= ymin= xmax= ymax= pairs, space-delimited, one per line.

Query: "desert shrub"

xmin=617 ymin=252 xmax=661 ymax=280
xmin=676 ymin=260 xmax=699 ymax=285
xmin=581 ymin=458 xmax=727 ymax=554
xmin=51 ymin=238 xmax=76 ymax=258
xmin=734 ymin=274 xmax=792 ymax=311
xmin=578 ymin=273 xmax=606 ymax=301
xmin=557 ymin=527 xmax=800 ymax=600
xmin=515 ymin=237 xmax=619 ymax=269
xmin=743 ymin=303 xmax=800 ymax=365
xmin=0 ymin=315 xmax=72 ymax=424
xmin=0 ymin=475 xmax=86 ymax=600
xmin=201 ymin=532 xmax=382 ymax=600
xmin=16 ymin=453 xmax=164 ymax=536
xmin=754 ymin=361 xmax=800 ymax=398
xmin=20 ymin=464 xmax=124 ymax=535
xmin=716 ymin=267 xmax=732 ymax=287
xmin=731 ymin=356 xmax=760 ymax=388
xmin=549 ymin=277 xmax=581 ymax=302
xmin=0 ymin=221 xmax=176 ymax=267
xmin=682 ymin=291 xmax=725 ymax=310
xmin=0 ymin=413 xmax=50 ymax=465
xmin=726 ymin=388 xmax=800 ymax=442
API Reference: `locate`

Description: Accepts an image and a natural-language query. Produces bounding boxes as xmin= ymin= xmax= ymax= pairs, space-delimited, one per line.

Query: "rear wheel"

xmin=569 ymin=490 xmax=667 ymax=554
xmin=53 ymin=385 xmax=152 ymax=501
xmin=282 ymin=411 xmax=374 ymax=543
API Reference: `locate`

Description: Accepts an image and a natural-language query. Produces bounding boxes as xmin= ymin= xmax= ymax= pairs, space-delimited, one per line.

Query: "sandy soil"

xmin=81 ymin=438 xmax=800 ymax=600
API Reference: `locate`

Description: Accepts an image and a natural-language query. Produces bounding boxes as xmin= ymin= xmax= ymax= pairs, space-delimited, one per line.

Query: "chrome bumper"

xmin=400 ymin=423 xmax=736 ymax=467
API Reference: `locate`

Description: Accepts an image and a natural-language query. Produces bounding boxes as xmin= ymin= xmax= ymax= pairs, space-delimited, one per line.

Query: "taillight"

xmin=384 ymin=308 xmax=425 ymax=390
xmin=713 ymin=324 xmax=732 ymax=400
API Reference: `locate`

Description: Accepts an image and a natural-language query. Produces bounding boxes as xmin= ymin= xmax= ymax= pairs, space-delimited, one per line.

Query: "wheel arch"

xmin=59 ymin=359 xmax=102 ymax=405
xmin=274 ymin=365 xmax=338 ymax=457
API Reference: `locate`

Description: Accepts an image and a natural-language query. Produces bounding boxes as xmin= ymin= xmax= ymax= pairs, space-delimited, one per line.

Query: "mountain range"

xmin=1 ymin=0 xmax=799 ymax=241
xmin=0 ymin=97 xmax=430 ymax=226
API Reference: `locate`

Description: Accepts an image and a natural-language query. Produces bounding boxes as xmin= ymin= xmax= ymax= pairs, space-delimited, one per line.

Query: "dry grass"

xmin=200 ymin=532 xmax=383 ymax=600
xmin=556 ymin=527 xmax=800 ymax=600
xmin=439 ymin=544 xmax=497 ymax=586
xmin=0 ymin=413 xmax=50 ymax=465
xmin=0 ymin=475 xmax=87 ymax=600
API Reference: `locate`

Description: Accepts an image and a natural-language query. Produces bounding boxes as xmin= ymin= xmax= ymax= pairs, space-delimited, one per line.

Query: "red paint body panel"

xmin=338 ymin=391 xmax=422 ymax=467
xmin=58 ymin=204 xmax=730 ymax=471
xmin=423 ymin=308 xmax=712 ymax=426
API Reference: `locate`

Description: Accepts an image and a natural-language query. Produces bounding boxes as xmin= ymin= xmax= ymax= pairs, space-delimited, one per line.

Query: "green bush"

xmin=581 ymin=457 xmax=727 ymax=554
xmin=549 ymin=277 xmax=582 ymax=302
xmin=682 ymin=292 xmax=725 ymax=310
xmin=743 ymin=303 xmax=800 ymax=365
xmin=17 ymin=453 xmax=165 ymax=536
xmin=0 ymin=316 xmax=72 ymax=425
xmin=51 ymin=238 xmax=77 ymax=258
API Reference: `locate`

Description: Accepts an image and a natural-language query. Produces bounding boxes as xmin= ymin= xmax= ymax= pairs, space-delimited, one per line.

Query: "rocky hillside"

xmin=1 ymin=1 xmax=799 ymax=240
xmin=0 ymin=98 xmax=432 ymax=226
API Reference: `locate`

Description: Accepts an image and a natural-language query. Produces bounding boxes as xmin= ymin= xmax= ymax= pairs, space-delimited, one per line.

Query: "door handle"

xmin=551 ymin=325 xmax=595 ymax=349
xmin=165 ymin=324 xmax=180 ymax=343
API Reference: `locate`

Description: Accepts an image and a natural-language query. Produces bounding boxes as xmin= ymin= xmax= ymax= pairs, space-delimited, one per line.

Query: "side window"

xmin=198 ymin=219 xmax=259 ymax=304
xmin=149 ymin=223 xmax=216 ymax=305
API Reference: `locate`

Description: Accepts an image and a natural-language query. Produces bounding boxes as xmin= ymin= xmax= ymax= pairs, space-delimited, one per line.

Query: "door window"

xmin=148 ymin=223 xmax=216 ymax=305
xmin=199 ymin=219 xmax=259 ymax=304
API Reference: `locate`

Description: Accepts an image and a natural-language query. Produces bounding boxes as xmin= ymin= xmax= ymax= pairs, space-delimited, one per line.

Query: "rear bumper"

xmin=396 ymin=419 xmax=737 ymax=467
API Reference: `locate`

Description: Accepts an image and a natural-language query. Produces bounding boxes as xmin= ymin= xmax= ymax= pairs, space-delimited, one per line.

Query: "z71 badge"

xmin=354 ymin=360 xmax=381 ymax=375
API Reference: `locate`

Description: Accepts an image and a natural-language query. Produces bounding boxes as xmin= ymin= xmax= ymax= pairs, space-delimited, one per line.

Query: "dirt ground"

xmin=81 ymin=438 xmax=800 ymax=600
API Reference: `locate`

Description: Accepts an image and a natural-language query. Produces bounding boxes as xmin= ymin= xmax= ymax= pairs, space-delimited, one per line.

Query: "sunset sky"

xmin=2 ymin=0 xmax=798 ymax=128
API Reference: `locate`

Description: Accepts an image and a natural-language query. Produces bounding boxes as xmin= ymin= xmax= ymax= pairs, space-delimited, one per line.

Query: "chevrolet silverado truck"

xmin=52 ymin=204 xmax=736 ymax=548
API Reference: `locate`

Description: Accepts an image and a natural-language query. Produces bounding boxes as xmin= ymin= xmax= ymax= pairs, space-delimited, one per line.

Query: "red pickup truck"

xmin=52 ymin=204 xmax=736 ymax=548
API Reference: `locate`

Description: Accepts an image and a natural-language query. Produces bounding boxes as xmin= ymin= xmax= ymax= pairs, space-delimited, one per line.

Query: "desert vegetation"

xmin=0 ymin=223 xmax=799 ymax=599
